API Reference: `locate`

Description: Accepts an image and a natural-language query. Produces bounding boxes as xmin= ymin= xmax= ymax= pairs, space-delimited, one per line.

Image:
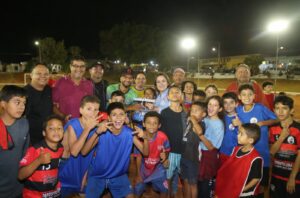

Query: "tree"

xmin=244 ymin=55 xmax=265 ymax=75
xmin=39 ymin=37 xmax=68 ymax=71
xmin=99 ymin=23 xmax=175 ymax=70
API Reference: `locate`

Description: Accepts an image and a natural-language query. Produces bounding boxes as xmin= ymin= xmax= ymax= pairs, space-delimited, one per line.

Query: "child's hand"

xmin=160 ymin=148 xmax=167 ymax=162
xmin=280 ymin=127 xmax=290 ymax=140
xmin=287 ymin=177 xmax=296 ymax=194
xmin=144 ymin=102 xmax=154 ymax=110
xmin=96 ymin=121 xmax=112 ymax=135
xmin=132 ymin=126 xmax=146 ymax=139
xmin=38 ymin=148 xmax=51 ymax=164
xmin=232 ymin=114 xmax=242 ymax=127
xmin=82 ymin=117 xmax=99 ymax=131
xmin=162 ymin=159 xmax=169 ymax=168
xmin=189 ymin=116 xmax=202 ymax=134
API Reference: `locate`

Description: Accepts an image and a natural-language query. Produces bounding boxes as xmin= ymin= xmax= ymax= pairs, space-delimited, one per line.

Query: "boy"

xmin=18 ymin=115 xmax=64 ymax=198
xmin=269 ymin=95 xmax=300 ymax=197
xmin=0 ymin=85 xmax=29 ymax=198
xmin=160 ymin=86 xmax=187 ymax=197
xmin=81 ymin=102 xmax=149 ymax=198
xmin=192 ymin=89 xmax=206 ymax=102
xmin=59 ymin=95 xmax=101 ymax=197
xmin=219 ymin=92 xmax=239 ymax=165
xmin=262 ymin=81 xmax=275 ymax=111
xmin=215 ymin=123 xmax=263 ymax=198
xmin=134 ymin=111 xmax=170 ymax=197
xmin=234 ymin=84 xmax=277 ymax=195
xmin=181 ymin=101 xmax=206 ymax=198
xmin=109 ymin=90 xmax=125 ymax=104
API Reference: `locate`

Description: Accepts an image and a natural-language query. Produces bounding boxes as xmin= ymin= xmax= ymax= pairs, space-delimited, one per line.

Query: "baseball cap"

xmin=121 ymin=67 xmax=134 ymax=76
xmin=173 ymin=67 xmax=185 ymax=74
xmin=88 ymin=61 xmax=105 ymax=70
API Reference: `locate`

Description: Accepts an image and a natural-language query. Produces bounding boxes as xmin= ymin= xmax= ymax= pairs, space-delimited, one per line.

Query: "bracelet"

xmin=198 ymin=133 xmax=204 ymax=137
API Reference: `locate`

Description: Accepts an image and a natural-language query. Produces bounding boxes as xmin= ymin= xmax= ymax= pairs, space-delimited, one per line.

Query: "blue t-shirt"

xmin=220 ymin=114 xmax=239 ymax=156
xmin=88 ymin=126 xmax=133 ymax=178
xmin=199 ymin=117 xmax=224 ymax=150
xmin=59 ymin=118 xmax=95 ymax=191
xmin=236 ymin=103 xmax=277 ymax=167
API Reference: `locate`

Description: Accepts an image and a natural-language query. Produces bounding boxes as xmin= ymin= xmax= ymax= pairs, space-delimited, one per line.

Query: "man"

xmin=131 ymin=72 xmax=147 ymax=98
xmin=88 ymin=61 xmax=108 ymax=111
xmin=171 ymin=67 xmax=186 ymax=87
xmin=107 ymin=68 xmax=138 ymax=106
xmin=226 ymin=63 xmax=270 ymax=109
xmin=24 ymin=63 xmax=53 ymax=145
xmin=52 ymin=56 xmax=93 ymax=120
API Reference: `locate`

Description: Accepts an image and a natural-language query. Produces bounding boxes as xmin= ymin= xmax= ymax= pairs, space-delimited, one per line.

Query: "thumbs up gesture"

xmin=38 ymin=148 xmax=51 ymax=164
xmin=232 ymin=113 xmax=242 ymax=127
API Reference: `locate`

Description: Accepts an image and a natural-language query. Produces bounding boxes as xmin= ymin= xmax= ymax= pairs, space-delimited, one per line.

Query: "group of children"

xmin=0 ymin=76 xmax=299 ymax=198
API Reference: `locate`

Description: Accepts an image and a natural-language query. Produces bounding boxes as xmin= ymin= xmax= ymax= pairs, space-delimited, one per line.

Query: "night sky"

xmin=1 ymin=0 xmax=300 ymax=62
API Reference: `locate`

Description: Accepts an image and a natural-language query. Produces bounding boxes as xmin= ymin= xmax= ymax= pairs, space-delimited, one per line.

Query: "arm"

xmin=242 ymin=178 xmax=260 ymax=192
xmin=191 ymin=119 xmax=215 ymax=150
xmin=287 ymin=150 xmax=300 ymax=194
xmin=257 ymin=119 xmax=278 ymax=127
xmin=270 ymin=127 xmax=289 ymax=156
xmin=53 ymin=103 xmax=71 ymax=122
xmin=18 ymin=148 xmax=51 ymax=180
xmin=133 ymin=126 xmax=149 ymax=157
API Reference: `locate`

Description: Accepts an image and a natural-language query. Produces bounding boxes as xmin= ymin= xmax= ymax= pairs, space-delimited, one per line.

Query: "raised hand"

xmin=132 ymin=126 xmax=146 ymax=139
xmin=232 ymin=113 xmax=242 ymax=127
xmin=82 ymin=116 xmax=99 ymax=131
xmin=160 ymin=148 xmax=167 ymax=162
xmin=38 ymin=148 xmax=51 ymax=164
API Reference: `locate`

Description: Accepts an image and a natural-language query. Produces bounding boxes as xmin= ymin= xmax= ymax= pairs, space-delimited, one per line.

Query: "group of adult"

xmin=25 ymin=56 xmax=269 ymax=146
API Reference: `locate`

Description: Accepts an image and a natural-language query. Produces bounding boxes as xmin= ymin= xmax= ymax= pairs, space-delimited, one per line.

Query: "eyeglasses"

xmin=71 ymin=64 xmax=86 ymax=69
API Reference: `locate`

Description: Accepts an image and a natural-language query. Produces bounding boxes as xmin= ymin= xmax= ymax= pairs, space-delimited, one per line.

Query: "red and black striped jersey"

xmin=19 ymin=140 xmax=63 ymax=198
xmin=269 ymin=121 xmax=300 ymax=183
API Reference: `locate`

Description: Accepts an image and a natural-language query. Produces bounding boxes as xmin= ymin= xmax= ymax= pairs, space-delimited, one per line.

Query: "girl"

xmin=154 ymin=73 xmax=171 ymax=113
xmin=198 ymin=95 xmax=224 ymax=198
xmin=182 ymin=81 xmax=197 ymax=112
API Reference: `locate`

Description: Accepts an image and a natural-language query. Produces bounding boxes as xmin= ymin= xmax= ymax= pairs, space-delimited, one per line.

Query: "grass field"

xmin=0 ymin=72 xmax=299 ymax=120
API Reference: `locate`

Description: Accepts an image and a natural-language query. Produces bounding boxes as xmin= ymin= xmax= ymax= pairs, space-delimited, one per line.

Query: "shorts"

xmin=134 ymin=178 xmax=168 ymax=196
xmin=85 ymin=174 xmax=132 ymax=198
xmin=180 ymin=157 xmax=199 ymax=184
xmin=260 ymin=167 xmax=270 ymax=187
xmin=270 ymin=176 xmax=300 ymax=198
xmin=166 ymin=153 xmax=181 ymax=179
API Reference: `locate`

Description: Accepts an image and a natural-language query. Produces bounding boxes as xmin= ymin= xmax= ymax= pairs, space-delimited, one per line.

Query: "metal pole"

xmin=217 ymin=42 xmax=221 ymax=68
xmin=38 ymin=45 xmax=42 ymax=62
xmin=274 ymin=34 xmax=279 ymax=92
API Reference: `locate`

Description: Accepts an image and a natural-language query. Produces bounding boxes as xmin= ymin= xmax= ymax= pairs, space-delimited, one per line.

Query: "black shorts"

xmin=270 ymin=176 xmax=300 ymax=198
xmin=180 ymin=158 xmax=198 ymax=185
xmin=260 ymin=167 xmax=270 ymax=187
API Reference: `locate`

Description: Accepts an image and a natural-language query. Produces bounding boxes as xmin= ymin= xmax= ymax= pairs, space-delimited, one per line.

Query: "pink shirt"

xmin=52 ymin=76 xmax=93 ymax=118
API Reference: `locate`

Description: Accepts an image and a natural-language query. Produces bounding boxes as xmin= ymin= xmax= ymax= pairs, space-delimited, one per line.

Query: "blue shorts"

xmin=180 ymin=157 xmax=199 ymax=184
xmin=85 ymin=174 xmax=133 ymax=198
xmin=166 ymin=152 xmax=181 ymax=179
xmin=134 ymin=178 xmax=168 ymax=196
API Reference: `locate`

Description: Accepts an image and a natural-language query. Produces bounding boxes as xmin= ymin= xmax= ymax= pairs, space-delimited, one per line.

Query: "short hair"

xmin=262 ymin=81 xmax=274 ymax=89
xmin=205 ymin=84 xmax=218 ymax=93
xmin=42 ymin=114 xmax=64 ymax=131
xmin=143 ymin=111 xmax=161 ymax=124
xmin=238 ymin=84 xmax=254 ymax=94
xmin=134 ymin=72 xmax=146 ymax=79
xmin=181 ymin=81 xmax=197 ymax=93
xmin=236 ymin=63 xmax=250 ymax=72
xmin=222 ymin=92 xmax=238 ymax=102
xmin=80 ymin=95 xmax=100 ymax=108
xmin=70 ymin=55 xmax=86 ymax=64
xmin=31 ymin=62 xmax=48 ymax=72
xmin=107 ymin=102 xmax=125 ymax=115
xmin=274 ymin=95 xmax=294 ymax=109
xmin=206 ymin=95 xmax=223 ymax=119
xmin=144 ymin=87 xmax=157 ymax=98
xmin=192 ymin=101 xmax=207 ymax=112
xmin=0 ymin=85 xmax=27 ymax=102
xmin=111 ymin=90 xmax=125 ymax=99
xmin=168 ymin=85 xmax=181 ymax=95
xmin=154 ymin=73 xmax=170 ymax=91
xmin=193 ymin=89 xmax=206 ymax=98
xmin=242 ymin=123 xmax=261 ymax=145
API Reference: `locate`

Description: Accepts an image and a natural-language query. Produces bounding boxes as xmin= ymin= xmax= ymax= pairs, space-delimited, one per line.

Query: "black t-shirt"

xmin=93 ymin=80 xmax=108 ymax=111
xmin=160 ymin=107 xmax=187 ymax=154
xmin=24 ymin=84 xmax=53 ymax=145
xmin=237 ymin=149 xmax=262 ymax=195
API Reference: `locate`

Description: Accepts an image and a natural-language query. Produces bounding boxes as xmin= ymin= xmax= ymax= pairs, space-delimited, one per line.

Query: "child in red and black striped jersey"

xmin=269 ymin=95 xmax=300 ymax=198
xmin=18 ymin=115 xmax=64 ymax=198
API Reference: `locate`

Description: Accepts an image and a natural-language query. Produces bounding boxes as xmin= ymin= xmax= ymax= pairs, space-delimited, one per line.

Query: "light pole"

xmin=180 ymin=37 xmax=196 ymax=72
xmin=34 ymin=41 xmax=42 ymax=62
xmin=267 ymin=19 xmax=289 ymax=91
xmin=212 ymin=42 xmax=221 ymax=68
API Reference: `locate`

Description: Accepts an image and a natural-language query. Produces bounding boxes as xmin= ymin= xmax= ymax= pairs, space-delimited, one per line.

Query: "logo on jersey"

xmin=229 ymin=124 xmax=235 ymax=131
xmin=287 ymin=136 xmax=295 ymax=144
xmin=250 ymin=117 xmax=258 ymax=123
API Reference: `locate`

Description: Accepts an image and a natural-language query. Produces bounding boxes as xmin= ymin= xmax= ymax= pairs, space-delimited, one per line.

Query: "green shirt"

xmin=106 ymin=83 xmax=137 ymax=105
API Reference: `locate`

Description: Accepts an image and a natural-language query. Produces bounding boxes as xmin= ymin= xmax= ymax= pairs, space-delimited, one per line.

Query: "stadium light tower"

xmin=34 ymin=40 xmax=42 ymax=62
xmin=267 ymin=19 xmax=289 ymax=91
xmin=180 ymin=37 xmax=196 ymax=72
